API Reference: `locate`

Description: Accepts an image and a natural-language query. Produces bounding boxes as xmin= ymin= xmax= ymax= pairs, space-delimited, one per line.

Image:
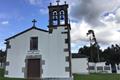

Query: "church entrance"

xmin=27 ymin=59 xmax=41 ymax=80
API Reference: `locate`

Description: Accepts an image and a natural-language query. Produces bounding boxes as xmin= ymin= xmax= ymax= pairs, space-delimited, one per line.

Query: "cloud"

xmin=114 ymin=8 xmax=120 ymax=23
xmin=59 ymin=0 xmax=120 ymax=52
xmin=39 ymin=8 xmax=48 ymax=14
xmin=1 ymin=21 xmax=9 ymax=25
xmin=27 ymin=0 xmax=41 ymax=5
xmin=70 ymin=17 xmax=120 ymax=52
xmin=0 ymin=13 xmax=9 ymax=19
xmin=70 ymin=0 xmax=120 ymax=27
xmin=0 ymin=42 xmax=5 ymax=51
xmin=26 ymin=0 xmax=50 ymax=7
xmin=26 ymin=0 xmax=50 ymax=14
xmin=47 ymin=0 xmax=120 ymax=52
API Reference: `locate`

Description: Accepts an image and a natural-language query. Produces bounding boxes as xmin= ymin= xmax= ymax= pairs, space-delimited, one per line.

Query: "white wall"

xmin=72 ymin=58 xmax=89 ymax=74
xmin=5 ymin=27 xmax=70 ymax=78
xmin=116 ymin=64 xmax=120 ymax=74
xmin=88 ymin=62 xmax=112 ymax=73
xmin=5 ymin=28 xmax=48 ymax=78
xmin=96 ymin=62 xmax=111 ymax=73
xmin=42 ymin=27 xmax=70 ymax=78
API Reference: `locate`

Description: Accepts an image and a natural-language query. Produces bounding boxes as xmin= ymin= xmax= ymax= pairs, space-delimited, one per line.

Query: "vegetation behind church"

xmin=77 ymin=44 xmax=120 ymax=65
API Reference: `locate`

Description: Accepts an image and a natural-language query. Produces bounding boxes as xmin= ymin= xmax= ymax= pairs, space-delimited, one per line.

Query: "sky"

xmin=0 ymin=0 xmax=120 ymax=53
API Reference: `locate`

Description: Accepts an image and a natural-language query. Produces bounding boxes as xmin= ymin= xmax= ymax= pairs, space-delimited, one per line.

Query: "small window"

xmin=60 ymin=10 xmax=65 ymax=25
xmin=65 ymin=67 xmax=70 ymax=72
xmin=30 ymin=37 xmax=38 ymax=50
xmin=53 ymin=11 xmax=58 ymax=25
xmin=97 ymin=66 xmax=103 ymax=70
xmin=64 ymin=48 xmax=69 ymax=52
xmin=104 ymin=66 xmax=110 ymax=70
xmin=65 ymin=39 xmax=69 ymax=43
xmin=60 ymin=10 xmax=65 ymax=20
xmin=22 ymin=67 xmax=25 ymax=73
xmin=53 ymin=11 xmax=57 ymax=20
xmin=65 ymin=56 xmax=69 ymax=62
xmin=6 ymin=41 xmax=11 ymax=49
xmin=5 ymin=61 xmax=10 ymax=66
xmin=89 ymin=66 xmax=95 ymax=70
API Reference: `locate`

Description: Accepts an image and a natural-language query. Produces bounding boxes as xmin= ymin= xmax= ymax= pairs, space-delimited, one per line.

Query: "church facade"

xmin=4 ymin=1 xmax=72 ymax=80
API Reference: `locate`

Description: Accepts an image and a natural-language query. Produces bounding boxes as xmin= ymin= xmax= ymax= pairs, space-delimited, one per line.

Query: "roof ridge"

xmin=5 ymin=27 xmax=48 ymax=41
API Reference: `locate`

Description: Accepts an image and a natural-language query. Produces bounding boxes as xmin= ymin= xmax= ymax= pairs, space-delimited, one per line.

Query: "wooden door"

xmin=27 ymin=59 xmax=41 ymax=79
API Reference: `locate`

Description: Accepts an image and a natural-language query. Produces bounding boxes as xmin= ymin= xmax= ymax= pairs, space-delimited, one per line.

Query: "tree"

xmin=0 ymin=50 xmax=6 ymax=67
xmin=86 ymin=30 xmax=101 ymax=62
xmin=103 ymin=44 xmax=120 ymax=65
xmin=78 ymin=45 xmax=102 ymax=62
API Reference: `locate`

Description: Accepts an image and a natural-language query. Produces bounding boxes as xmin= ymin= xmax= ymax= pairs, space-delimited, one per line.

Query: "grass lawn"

xmin=0 ymin=77 xmax=25 ymax=80
xmin=0 ymin=69 xmax=25 ymax=80
xmin=0 ymin=68 xmax=4 ymax=77
xmin=74 ymin=73 xmax=120 ymax=80
xmin=1 ymin=68 xmax=120 ymax=80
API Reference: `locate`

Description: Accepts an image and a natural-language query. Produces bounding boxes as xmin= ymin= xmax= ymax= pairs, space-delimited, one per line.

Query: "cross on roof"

xmin=64 ymin=1 xmax=66 ymax=4
xmin=32 ymin=19 xmax=37 ymax=27
xmin=50 ymin=2 xmax=52 ymax=6
xmin=56 ymin=0 xmax=60 ymax=5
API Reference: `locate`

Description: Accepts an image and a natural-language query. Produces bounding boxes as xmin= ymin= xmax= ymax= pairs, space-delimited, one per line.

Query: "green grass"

xmin=0 ymin=68 xmax=4 ymax=77
xmin=0 ymin=68 xmax=25 ymax=80
xmin=0 ymin=77 xmax=25 ymax=80
xmin=74 ymin=73 xmax=120 ymax=80
xmin=1 ymin=68 xmax=120 ymax=80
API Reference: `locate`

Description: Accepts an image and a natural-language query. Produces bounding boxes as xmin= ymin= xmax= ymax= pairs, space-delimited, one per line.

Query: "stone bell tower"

xmin=47 ymin=0 xmax=72 ymax=79
xmin=48 ymin=0 xmax=71 ymax=32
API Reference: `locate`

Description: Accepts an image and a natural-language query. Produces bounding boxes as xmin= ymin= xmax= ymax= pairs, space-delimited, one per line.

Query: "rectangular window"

xmin=22 ymin=67 xmax=25 ymax=73
xmin=65 ymin=56 xmax=69 ymax=62
xmin=65 ymin=67 xmax=70 ymax=72
xmin=64 ymin=48 xmax=69 ymax=52
xmin=65 ymin=39 xmax=69 ymax=43
xmin=97 ymin=66 xmax=103 ymax=70
xmin=104 ymin=66 xmax=110 ymax=70
xmin=30 ymin=37 xmax=38 ymax=50
xmin=89 ymin=66 xmax=95 ymax=70
xmin=6 ymin=41 xmax=11 ymax=49
xmin=5 ymin=61 xmax=10 ymax=66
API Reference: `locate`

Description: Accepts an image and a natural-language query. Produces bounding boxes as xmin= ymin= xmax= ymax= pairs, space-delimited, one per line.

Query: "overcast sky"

xmin=0 ymin=0 xmax=120 ymax=52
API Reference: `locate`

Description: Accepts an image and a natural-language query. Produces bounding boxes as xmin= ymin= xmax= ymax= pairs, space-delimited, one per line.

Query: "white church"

xmin=4 ymin=1 xmax=72 ymax=80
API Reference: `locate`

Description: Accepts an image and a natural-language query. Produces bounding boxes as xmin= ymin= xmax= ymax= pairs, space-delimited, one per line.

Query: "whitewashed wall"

xmin=42 ymin=27 xmax=70 ymax=78
xmin=5 ymin=29 xmax=48 ymax=78
xmin=116 ymin=64 xmax=120 ymax=74
xmin=5 ymin=27 xmax=70 ymax=79
xmin=72 ymin=58 xmax=89 ymax=74
xmin=96 ymin=62 xmax=111 ymax=73
xmin=88 ymin=62 xmax=112 ymax=73
xmin=88 ymin=62 xmax=96 ymax=73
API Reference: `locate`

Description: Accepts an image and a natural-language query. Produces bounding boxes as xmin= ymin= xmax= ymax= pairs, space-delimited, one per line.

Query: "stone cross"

xmin=32 ymin=19 xmax=37 ymax=27
xmin=56 ymin=0 xmax=60 ymax=5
